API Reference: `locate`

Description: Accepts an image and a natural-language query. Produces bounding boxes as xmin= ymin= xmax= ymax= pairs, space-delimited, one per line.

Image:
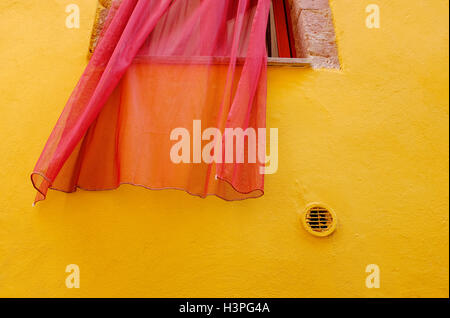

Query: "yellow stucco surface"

xmin=0 ymin=0 xmax=448 ymax=297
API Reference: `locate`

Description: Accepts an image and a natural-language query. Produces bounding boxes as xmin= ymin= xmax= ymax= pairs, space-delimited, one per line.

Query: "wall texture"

xmin=0 ymin=0 xmax=448 ymax=297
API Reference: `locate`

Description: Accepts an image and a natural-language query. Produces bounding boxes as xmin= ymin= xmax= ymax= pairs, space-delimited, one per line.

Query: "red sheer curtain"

xmin=31 ymin=0 xmax=270 ymax=204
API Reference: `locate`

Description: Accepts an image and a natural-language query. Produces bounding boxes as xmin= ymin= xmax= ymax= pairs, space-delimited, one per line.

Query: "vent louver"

xmin=302 ymin=203 xmax=337 ymax=237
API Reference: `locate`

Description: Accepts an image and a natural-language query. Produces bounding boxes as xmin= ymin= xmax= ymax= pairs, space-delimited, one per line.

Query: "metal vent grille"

xmin=302 ymin=203 xmax=337 ymax=237
xmin=306 ymin=207 xmax=333 ymax=232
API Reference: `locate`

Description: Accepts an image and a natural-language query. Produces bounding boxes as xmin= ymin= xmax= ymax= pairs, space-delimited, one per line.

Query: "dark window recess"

xmin=267 ymin=0 xmax=297 ymax=58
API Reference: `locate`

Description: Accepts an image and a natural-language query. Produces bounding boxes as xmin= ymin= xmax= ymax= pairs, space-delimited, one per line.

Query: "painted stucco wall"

xmin=0 ymin=0 xmax=448 ymax=297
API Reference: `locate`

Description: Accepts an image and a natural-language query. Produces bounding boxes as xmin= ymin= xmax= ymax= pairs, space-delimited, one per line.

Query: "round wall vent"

xmin=301 ymin=203 xmax=337 ymax=237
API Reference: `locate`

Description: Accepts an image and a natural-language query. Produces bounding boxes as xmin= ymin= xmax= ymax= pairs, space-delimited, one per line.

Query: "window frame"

xmin=267 ymin=0 xmax=311 ymax=67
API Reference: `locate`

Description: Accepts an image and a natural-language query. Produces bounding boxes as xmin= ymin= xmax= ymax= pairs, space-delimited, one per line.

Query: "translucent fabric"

xmin=32 ymin=0 xmax=270 ymax=204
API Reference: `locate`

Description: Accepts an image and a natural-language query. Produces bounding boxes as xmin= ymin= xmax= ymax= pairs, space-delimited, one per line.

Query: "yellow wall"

xmin=0 ymin=0 xmax=448 ymax=297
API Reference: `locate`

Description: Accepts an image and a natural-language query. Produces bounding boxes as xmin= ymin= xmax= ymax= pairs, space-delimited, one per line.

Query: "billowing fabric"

xmin=31 ymin=0 xmax=270 ymax=203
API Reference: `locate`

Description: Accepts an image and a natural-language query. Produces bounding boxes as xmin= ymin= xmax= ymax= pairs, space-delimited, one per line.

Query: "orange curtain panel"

xmin=31 ymin=0 xmax=271 ymax=204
